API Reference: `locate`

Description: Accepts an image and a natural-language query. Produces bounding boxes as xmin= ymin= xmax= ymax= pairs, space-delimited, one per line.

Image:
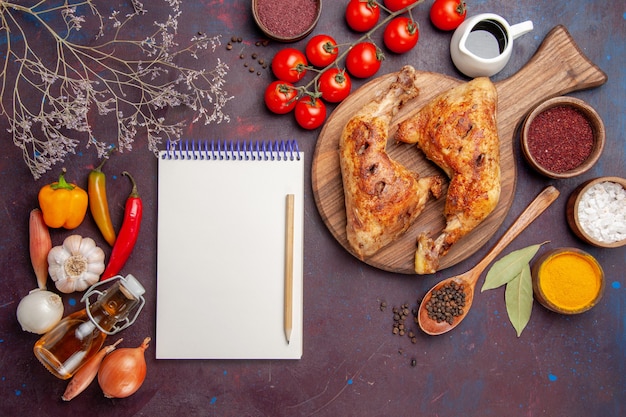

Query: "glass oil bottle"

xmin=34 ymin=274 xmax=146 ymax=380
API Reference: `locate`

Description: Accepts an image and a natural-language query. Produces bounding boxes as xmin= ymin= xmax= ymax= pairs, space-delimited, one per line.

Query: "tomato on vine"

xmin=318 ymin=68 xmax=352 ymax=103
xmin=345 ymin=42 xmax=383 ymax=79
xmin=430 ymin=0 xmax=467 ymax=31
xmin=305 ymin=34 xmax=338 ymax=68
xmin=383 ymin=17 xmax=419 ymax=54
xmin=383 ymin=0 xmax=420 ymax=12
xmin=345 ymin=0 xmax=380 ymax=33
xmin=271 ymin=48 xmax=308 ymax=83
xmin=294 ymin=96 xmax=327 ymax=130
xmin=264 ymin=81 xmax=298 ymax=114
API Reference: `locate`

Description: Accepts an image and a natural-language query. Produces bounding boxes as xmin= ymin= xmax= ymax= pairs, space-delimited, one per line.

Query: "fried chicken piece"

xmin=396 ymin=77 xmax=501 ymax=274
xmin=340 ymin=66 xmax=443 ymax=259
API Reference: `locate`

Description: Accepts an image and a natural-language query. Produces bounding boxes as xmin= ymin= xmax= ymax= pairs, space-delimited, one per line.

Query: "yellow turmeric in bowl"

xmin=533 ymin=249 xmax=604 ymax=314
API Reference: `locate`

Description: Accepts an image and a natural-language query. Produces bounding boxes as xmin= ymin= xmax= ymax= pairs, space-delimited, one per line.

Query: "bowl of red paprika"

xmin=520 ymin=96 xmax=605 ymax=179
xmin=252 ymin=0 xmax=322 ymax=43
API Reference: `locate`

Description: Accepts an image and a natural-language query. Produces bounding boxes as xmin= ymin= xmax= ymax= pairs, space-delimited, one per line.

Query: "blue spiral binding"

xmin=162 ymin=139 xmax=301 ymax=161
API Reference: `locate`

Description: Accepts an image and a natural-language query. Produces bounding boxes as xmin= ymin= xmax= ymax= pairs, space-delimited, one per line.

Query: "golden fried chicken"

xmin=396 ymin=77 xmax=501 ymax=274
xmin=340 ymin=66 xmax=443 ymax=259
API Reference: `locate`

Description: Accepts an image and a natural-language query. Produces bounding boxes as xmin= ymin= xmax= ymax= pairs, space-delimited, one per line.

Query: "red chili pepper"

xmin=100 ymin=171 xmax=142 ymax=280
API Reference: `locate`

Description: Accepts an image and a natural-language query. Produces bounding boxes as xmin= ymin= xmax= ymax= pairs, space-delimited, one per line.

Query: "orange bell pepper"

xmin=38 ymin=169 xmax=89 ymax=229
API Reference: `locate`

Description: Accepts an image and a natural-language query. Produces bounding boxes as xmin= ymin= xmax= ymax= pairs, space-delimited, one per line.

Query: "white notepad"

xmin=156 ymin=140 xmax=304 ymax=359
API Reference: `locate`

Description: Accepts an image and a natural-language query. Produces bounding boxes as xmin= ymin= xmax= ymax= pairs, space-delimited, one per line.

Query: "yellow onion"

xmin=97 ymin=337 xmax=150 ymax=398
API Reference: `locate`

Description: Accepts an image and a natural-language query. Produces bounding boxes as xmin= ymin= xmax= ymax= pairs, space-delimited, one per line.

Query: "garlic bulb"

xmin=16 ymin=289 xmax=64 ymax=334
xmin=48 ymin=235 xmax=105 ymax=293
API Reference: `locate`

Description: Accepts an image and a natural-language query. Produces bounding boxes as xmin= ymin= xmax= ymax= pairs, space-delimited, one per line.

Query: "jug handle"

xmin=510 ymin=20 xmax=534 ymax=39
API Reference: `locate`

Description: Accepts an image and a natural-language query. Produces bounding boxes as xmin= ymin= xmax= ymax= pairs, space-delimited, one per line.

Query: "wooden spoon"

xmin=418 ymin=186 xmax=560 ymax=336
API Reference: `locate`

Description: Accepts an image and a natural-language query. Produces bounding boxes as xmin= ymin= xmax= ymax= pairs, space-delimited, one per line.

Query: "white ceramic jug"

xmin=450 ymin=13 xmax=533 ymax=78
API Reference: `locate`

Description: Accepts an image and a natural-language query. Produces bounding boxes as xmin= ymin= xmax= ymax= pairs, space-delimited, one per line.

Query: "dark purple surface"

xmin=1 ymin=1 xmax=624 ymax=416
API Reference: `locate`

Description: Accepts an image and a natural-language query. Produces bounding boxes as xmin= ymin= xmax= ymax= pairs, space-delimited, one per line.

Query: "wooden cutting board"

xmin=311 ymin=25 xmax=607 ymax=274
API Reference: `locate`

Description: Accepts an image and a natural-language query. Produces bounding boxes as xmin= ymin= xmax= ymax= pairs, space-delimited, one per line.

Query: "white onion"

xmin=16 ymin=289 xmax=64 ymax=334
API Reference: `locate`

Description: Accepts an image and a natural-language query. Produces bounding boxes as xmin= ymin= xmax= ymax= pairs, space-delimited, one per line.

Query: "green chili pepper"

xmin=88 ymin=156 xmax=116 ymax=246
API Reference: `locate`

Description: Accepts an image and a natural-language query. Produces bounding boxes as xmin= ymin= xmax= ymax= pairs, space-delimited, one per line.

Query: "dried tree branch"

xmin=0 ymin=0 xmax=232 ymax=179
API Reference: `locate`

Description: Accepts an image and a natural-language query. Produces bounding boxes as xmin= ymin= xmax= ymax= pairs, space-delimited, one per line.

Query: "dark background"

xmin=1 ymin=1 xmax=624 ymax=416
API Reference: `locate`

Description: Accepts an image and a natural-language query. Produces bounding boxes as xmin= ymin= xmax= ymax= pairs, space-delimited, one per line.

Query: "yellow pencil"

xmin=284 ymin=194 xmax=295 ymax=344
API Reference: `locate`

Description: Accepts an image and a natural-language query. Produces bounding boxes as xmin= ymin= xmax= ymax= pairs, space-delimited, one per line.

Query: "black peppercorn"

xmin=424 ymin=282 xmax=467 ymax=324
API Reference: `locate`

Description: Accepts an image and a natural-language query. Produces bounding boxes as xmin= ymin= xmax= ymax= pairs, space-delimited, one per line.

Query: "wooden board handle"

xmin=497 ymin=25 xmax=608 ymax=117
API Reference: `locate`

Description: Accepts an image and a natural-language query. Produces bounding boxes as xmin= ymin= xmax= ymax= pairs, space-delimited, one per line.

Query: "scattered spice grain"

xmin=390 ymin=302 xmax=421 ymax=342
xmin=392 ymin=303 xmax=412 ymax=336
xmin=527 ymin=105 xmax=594 ymax=173
xmin=255 ymin=0 xmax=319 ymax=39
xmin=225 ymin=35 xmax=272 ymax=77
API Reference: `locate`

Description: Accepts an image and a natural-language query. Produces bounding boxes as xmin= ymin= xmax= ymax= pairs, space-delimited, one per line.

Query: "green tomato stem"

xmin=301 ymin=0 xmax=425 ymax=95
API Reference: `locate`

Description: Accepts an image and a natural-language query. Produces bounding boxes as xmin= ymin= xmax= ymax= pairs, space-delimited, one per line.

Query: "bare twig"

xmin=0 ymin=0 xmax=232 ymax=179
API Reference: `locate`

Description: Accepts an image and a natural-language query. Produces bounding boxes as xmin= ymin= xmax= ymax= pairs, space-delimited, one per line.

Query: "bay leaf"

xmin=505 ymin=264 xmax=534 ymax=337
xmin=481 ymin=243 xmax=546 ymax=292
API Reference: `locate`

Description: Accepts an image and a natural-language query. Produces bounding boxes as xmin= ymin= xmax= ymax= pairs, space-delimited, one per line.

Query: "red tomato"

xmin=430 ymin=0 xmax=467 ymax=31
xmin=294 ymin=96 xmax=327 ymax=130
xmin=345 ymin=42 xmax=383 ymax=79
xmin=305 ymin=34 xmax=338 ymax=68
xmin=345 ymin=0 xmax=380 ymax=32
xmin=318 ymin=68 xmax=352 ymax=103
xmin=383 ymin=17 xmax=419 ymax=54
xmin=264 ymin=81 xmax=298 ymax=114
xmin=271 ymin=48 xmax=308 ymax=82
xmin=383 ymin=0 xmax=419 ymax=12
